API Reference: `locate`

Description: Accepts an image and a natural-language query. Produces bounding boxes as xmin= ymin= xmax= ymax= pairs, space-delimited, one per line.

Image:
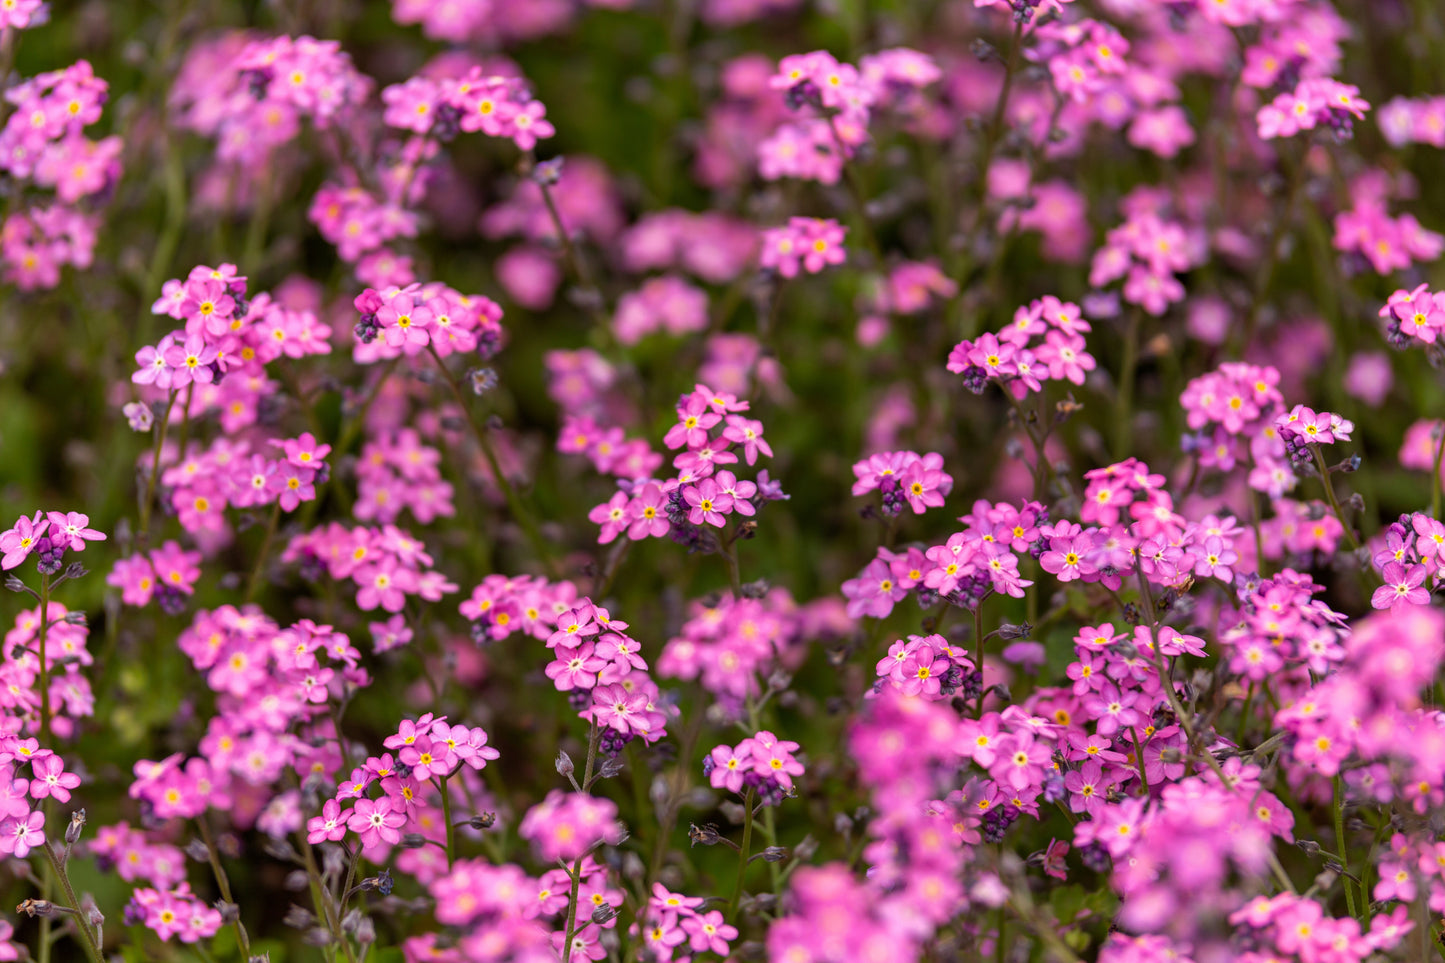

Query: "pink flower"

xmin=0 ymin=512 xmax=48 ymax=570
xmin=28 ymin=755 xmax=79 ymax=803
xmin=0 ymin=809 xmax=43 ymax=858
xmin=347 ymin=797 xmax=406 ymax=848
xmin=43 ymin=512 xmax=105 ymax=552
xmin=683 ymin=478 xmax=733 ymax=528
xmin=1372 ymin=561 xmax=1429 ymax=610
xmin=307 ymin=798 xmax=348 ymax=844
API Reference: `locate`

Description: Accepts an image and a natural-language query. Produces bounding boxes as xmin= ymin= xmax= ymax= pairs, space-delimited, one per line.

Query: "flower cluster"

xmin=947 ymin=295 xmax=1096 ymax=395
xmin=544 ymin=599 xmax=670 ymax=754
xmin=0 ymin=510 xmax=104 ymax=573
xmin=351 ymin=282 xmax=504 ymax=363
xmin=171 ymin=34 xmax=371 ymax=165
xmin=283 ymin=523 xmax=458 ymax=613
xmin=759 ymin=48 xmax=939 ymax=184
xmin=518 ymin=790 xmax=624 ymax=863
xmin=1377 ymin=94 xmax=1445 ymax=148
xmin=584 ymin=383 xmax=784 ymax=547
xmin=705 ymin=730 xmax=804 ymax=805
xmin=612 ymin=275 xmax=708 ymax=345
xmin=873 ymin=633 xmax=977 ymax=701
xmin=636 ymin=884 xmax=737 ymax=961
xmin=124 ymin=884 xmax=224 ymax=944
xmin=1256 ymin=76 xmax=1369 ymax=141
xmin=354 ymin=429 xmax=454 ymax=525
xmin=656 ymin=589 xmax=824 ymax=707
xmin=1334 ymin=176 xmax=1444 ymax=276
xmin=1089 ymin=207 xmax=1198 ymax=316
xmin=758 ymin=216 xmax=847 ymax=278
xmin=381 ymin=69 xmax=554 ymax=149
xmin=851 ymin=449 xmax=955 ymax=515
xmin=0 ymin=60 xmax=114 ymax=289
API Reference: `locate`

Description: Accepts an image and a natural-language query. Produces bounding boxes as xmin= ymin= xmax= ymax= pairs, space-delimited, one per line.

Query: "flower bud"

xmin=688 ymin=823 xmax=723 ymax=847
xmin=17 ymin=899 xmax=59 ymax=918
xmin=555 ymin=750 xmax=574 ymax=776
xmin=65 ymin=809 xmax=86 ymax=846
xmin=469 ymin=812 xmax=497 ymax=830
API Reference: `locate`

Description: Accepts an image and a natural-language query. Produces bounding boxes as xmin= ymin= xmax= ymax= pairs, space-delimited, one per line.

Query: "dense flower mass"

xmin=3 ymin=0 xmax=1445 ymax=961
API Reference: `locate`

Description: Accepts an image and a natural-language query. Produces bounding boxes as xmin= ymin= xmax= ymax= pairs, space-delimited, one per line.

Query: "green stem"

xmin=1333 ymin=775 xmax=1358 ymax=919
xmin=426 ymin=344 xmax=559 ymax=578
xmin=1236 ymin=680 xmax=1256 ymax=745
xmin=1114 ymin=308 xmax=1142 ymax=461
xmin=1130 ymin=726 xmax=1150 ymax=797
xmin=1432 ymin=421 xmax=1445 ymax=521
xmin=825 ymin=113 xmax=883 ymax=265
xmin=40 ymin=842 xmax=104 ymax=963
xmin=243 ymin=501 xmax=282 ymax=604
xmin=297 ymin=355 xmax=402 ymax=531
xmin=440 ymin=774 xmax=454 ymax=870
xmin=198 ymin=817 xmax=252 ymax=961
xmin=730 ymin=787 xmax=756 ymax=918
xmin=137 ymin=390 xmax=179 ymax=542
xmin=37 ymin=572 xmax=51 ymax=745
xmin=1311 ymin=445 xmax=1362 ymax=554
xmin=561 ymin=724 xmax=601 ymax=963
xmin=950 ymin=19 xmax=1024 ymax=337
xmin=242 ymin=169 xmax=274 ymax=274
xmin=721 ymin=534 xmax=743 ymax=597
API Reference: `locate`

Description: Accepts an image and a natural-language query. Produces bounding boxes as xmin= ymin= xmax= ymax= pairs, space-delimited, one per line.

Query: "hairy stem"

xmin=730 ymin=786 xmax=757 ymax=918
xmin=426 ymin=344 xmax=559 ymax=578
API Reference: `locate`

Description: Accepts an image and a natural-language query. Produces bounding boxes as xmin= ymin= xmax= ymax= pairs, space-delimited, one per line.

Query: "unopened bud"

xmin=65 ymin=809 xmax=86 ymax=846
xmin=354 ymin=915 xmax=376 ymax=945
xmin=284 ymin=905 xmax=317 ymax=930
xmin=215 ymin=901 xmax=241 ymax=924
xmin=469 ymin=812 xmax=497 ymax=830
xmin=556 ymin=750 xmax=574 ymax=776
xmin=591 ymin=904 xmax=617 ymax=925
xmin=688 ymin=823 xmax=723 ymax=847
xmin=400 ymin=833 xmax=428 ymax=849
xmin=741 ymin=579 xmax=770 ymax=599
xmin=63 ymin=563 xmax=87 ymax=581
xmin=759 ymin=847 xmax=786 ymax=862
xmin=63 ymin=611 xmax=88 ymax=625
xmin=17 ymin=899 xmax=59 ymax=918
xmin=995 ymin=622 xmax=1032 ymax=641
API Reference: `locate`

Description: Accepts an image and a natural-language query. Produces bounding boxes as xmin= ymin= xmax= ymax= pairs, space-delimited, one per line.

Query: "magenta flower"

xmin=0 ymin=512 xmax=48 ymax=570
xmin=162 ymin=333 xmax=219 ymax=386
xmin=683 ymin=478 xmax=733 ymax=528
xmin=347 ymin=797 xmax=405 ymax=848
xmin=682 ymin=911 xmax=737 ymax=955
xmin=28 ymin=755 xmax=79 ymax=803
xmin=307 ymin=798 xmax=348 ymax=845
xmin=545 ymin=641 xmax=606 ymax=692
xmin=44 ymin=511 xmax=105 ymax=552
xmin=1372 ymin=562 xmax=1429 ymax=610
xmin=625 ymin=483 xmax=670 ymax=540
xmin=588 ymin=491 xmax=631 ymax=544
xmin=707 ymin=744 xmax=746 ymax=793
xmin=0 ymin=810 xmax=44 ymax=858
